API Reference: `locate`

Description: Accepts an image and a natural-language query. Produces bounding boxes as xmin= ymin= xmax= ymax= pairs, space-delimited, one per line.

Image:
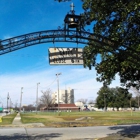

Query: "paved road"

xmin=0 ymin=124 xmax=140 ymax=140
xmin=0 ymin=112 xmax=10 ymax=116
xmin=0 ymin=112 xmax=6 ymax=116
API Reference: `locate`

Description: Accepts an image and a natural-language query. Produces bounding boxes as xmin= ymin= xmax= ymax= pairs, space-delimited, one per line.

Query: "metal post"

xmin=130 ymin=99 xmax=132 ymax=116
xmin=138 ymin=94 xmax=140 ymax=109
xmin=20 ymin=87 xmax=23 ymax=112
xmin=56 ymin=73 xmax=61 ymax=112
xmin=104 ymin=93 xmax=106 ymax=111
xmin=7 ymin=92 xmax=9 ymax=112
xmin=9 ymin=97 xmax=11 ymax=113
xmin=36 ymin=82 xmax=40 ymax=114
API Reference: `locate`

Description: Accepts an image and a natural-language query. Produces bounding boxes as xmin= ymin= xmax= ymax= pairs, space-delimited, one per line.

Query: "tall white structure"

xmin=52 ymin=88 xmax=74 ymax=104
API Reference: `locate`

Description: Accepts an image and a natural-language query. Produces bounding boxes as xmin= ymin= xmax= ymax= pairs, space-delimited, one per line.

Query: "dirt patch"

xmin=50 ymin=122 xmax=90 ymax=127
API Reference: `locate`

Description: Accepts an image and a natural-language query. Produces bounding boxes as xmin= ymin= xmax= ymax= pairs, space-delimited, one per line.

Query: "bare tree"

xmin=39 ymin=89 xmax=54 ymax=109
xmin=77 ymin=98 xmax=88 ymax=104
xmin=23 ymin=104 xmax=35 ymax=111
xmin=88 ymin=99 xmax=95 ymax=104
xmin=14 ymin=101 xmax=19 ymax=110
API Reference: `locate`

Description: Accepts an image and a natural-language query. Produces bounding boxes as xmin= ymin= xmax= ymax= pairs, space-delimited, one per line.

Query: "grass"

xmin=0 ymin=113 xmax=17 ymax=125
xmin=21 ymin=112 xmax=64 ymax=126
xmin=20 ymin=111 xmax=140 ymax=127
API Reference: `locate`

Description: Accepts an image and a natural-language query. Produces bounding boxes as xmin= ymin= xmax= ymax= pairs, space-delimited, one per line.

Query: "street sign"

xmin=49 ymin=47 xmax=83 ymax=65
xmin=0 ymin=107 xmax=3 ymax=113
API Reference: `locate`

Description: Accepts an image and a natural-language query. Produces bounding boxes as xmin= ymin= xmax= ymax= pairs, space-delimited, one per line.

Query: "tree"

xmin=96 ymin=86 xmax=113 ymax=110
xmin=130 ymin=97 xmax=138 ymax=108
xmin=23 ymin=104 xmax=35 ymax=111
xmin=130 ymin=86 xmax=140 ymax=108
xmin=39 ymin=89 xmax=55 ymax=109
xmin=88 ymin=99 xmax=95 ymax=104
xmin=14 ymin=101 xmax=19 ymax=111
xmin=96 ymin=86 xmax=133 ymax=110
xmin=82 ymin=0 xmax=140 ymax=89
xmin=113 ymin=87 xmax=132 ymax=110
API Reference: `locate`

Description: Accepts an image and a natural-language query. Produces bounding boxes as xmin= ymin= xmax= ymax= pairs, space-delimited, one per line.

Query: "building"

xmin=40 ymin=104 xmax=79 ymax=112
xmin=52 ymin=88 xmax=74 ymax=104
xmin=75 ymin=102 xmax=97 ymax=111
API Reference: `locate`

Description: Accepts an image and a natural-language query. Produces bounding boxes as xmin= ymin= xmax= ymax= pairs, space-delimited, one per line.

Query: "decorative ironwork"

xmin=0 ymin=2 xmax=117 ymax=56
xmin=0 ymin=29 xmax=116 ymax=55
xmin=64 ymin=3 xmax=82 ymax=32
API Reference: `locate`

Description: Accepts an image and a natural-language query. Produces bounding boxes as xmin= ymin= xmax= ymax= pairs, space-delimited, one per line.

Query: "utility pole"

xmin=56 ymin=73 xmax=61 ymax=112
xmin=7 ymin=92 xmax=10 ymax=112
xmin=9 ymin=97 xmax=11 ymax=113
xmin=103 ymin=93 xmax=107 ymax=111
xmin=20 ymin=87 xmax=23 ymax=112
xmin=130 ymin=98 xmax=132 ymax=116
xmin=138 ymin=93 xmax=140 ymax=110
xmin=36 ymin=82 xmax=40 ymax=114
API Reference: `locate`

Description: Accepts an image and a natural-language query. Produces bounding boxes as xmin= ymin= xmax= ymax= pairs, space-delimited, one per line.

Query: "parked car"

xmin=3 ymin=109 xmax=10 ymax=113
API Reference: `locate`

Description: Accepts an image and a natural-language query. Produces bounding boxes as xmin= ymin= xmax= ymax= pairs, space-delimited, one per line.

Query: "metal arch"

xmin=0 ymin=29 xmax=116 ymax=55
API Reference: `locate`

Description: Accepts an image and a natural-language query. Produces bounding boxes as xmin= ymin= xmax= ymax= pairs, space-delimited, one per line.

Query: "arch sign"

xmin=49 ymin=47 xmax=83 ymax=65
xmin=0 ymin=2 xmax=116 ymax=64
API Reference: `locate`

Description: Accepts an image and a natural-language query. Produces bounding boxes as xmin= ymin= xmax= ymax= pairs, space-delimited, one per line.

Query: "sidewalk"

xmin=12 ymin=113 xmax=22 ymax=125
xmin=11 ymin=113 xmax=45 ymax=127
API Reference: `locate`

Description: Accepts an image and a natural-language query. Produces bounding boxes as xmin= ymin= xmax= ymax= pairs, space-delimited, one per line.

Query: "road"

xmin=0 ymin=112 xmax=10 ymax=117
xmin=0 ymin=124 xmax=140 ymax=140
xmin=0 ymin=113 xmax=5 ymax=116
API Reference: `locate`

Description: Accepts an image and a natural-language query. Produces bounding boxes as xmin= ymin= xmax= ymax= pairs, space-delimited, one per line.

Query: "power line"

xmin=39 ymin=77 xmax=57 ymax=90
xmin=73 ymin=88 xmax=100 ymax=90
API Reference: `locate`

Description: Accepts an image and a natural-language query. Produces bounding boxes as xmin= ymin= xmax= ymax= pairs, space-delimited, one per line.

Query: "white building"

xmin=52 ymin=88 xmax=74 ymax=104
xmin=75 ymin=101 xmax=84 ymax=108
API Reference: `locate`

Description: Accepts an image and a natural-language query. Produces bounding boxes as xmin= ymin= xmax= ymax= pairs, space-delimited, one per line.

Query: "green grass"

xmin=0 ymin=113 xmax=17 ymax=125
xmin=20 ymin=111 xmax=140 ymax=127
xmin=21 ymin=117 xmax=47 ymax=123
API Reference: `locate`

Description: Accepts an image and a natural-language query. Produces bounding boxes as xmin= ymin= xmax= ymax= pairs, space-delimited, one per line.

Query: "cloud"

xmin=0 ymin=65 xmax=121 ymax=107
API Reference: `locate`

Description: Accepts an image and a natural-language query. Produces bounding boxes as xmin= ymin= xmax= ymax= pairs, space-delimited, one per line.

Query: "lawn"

xmin=20 ymin=111 xmax=140 ymax=127
xmin=0 ymin=113 xmax=17 ymax=125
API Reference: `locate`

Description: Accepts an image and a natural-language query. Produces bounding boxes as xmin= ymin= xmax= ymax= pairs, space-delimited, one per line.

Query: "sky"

xmin=0 ymin=0 xmax=121 ymax=108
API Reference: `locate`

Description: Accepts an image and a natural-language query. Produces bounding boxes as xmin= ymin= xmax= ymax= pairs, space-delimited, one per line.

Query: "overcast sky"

xmin=0 ymin=0 xmax=121 ymax=108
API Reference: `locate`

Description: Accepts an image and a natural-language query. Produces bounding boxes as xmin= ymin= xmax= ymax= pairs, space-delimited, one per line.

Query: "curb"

xmin=0 ymin=123 xmax=45 ymax=128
